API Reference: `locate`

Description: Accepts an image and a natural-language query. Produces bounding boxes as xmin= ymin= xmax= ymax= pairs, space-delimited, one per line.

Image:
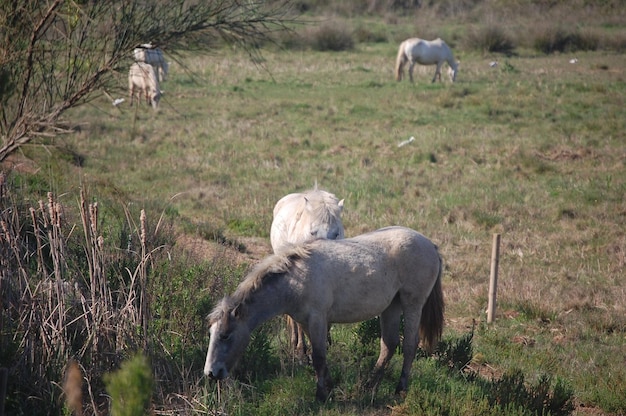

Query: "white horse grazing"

xmin=205 ymin=226 xmax=444 ymax=401
xmin=128 ymin=62 xmax=161 ymax=110
xmin=270 ymin=187 xmax=345 ymax=359
xmin=133 ymin=45 xmax=169 ymax=82
xmin=395 ymin=38 xmax=458 ymax=83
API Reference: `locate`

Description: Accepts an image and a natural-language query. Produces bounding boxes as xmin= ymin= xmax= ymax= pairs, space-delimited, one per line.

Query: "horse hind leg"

xmin=408 ymin=62 xmax=416 ymax=83
xmin=366 ymin=299 xmax=402 ymax=392
xmin=395 ymin=309 xmax=423 ymax=394
xmin=287 ymin=317 xmax=308 ymax=364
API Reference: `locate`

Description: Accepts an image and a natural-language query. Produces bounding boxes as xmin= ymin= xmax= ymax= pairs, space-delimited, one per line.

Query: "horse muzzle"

xmin=205 ymin=363 xmax=228 ymax=380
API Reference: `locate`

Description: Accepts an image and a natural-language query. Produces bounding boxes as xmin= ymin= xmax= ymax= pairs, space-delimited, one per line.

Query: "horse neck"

xmin=242 ymin=278 xmax=291 ymax=331
xmin=447 ymin=55 xmax=457 ymax=70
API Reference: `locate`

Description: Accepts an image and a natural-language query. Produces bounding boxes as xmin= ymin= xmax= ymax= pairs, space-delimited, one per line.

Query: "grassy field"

xmin=4 ymin=11 xmax=626 ymax=415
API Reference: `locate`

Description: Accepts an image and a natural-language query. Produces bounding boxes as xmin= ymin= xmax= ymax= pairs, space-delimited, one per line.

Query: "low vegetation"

xmin=1 ymin=1 xmax=625 ymax=415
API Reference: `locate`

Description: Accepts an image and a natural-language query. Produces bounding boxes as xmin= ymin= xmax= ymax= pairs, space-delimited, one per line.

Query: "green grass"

xmin=5 ymin=16 xmax=626 ymax=415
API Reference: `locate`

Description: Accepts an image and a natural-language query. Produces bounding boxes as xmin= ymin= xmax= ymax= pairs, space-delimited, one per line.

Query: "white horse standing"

xmin=395 ymin=38 xmax=458 ymax=83
xmin=204 ymin=226 xmax=444 ymax=401
xmin=270 ymin=187 xmax=345 ymax=359
xmin=134 ymin=45 xmax=169 ymax=82
xmin=128 ymin=62 xmax=161 ymax=110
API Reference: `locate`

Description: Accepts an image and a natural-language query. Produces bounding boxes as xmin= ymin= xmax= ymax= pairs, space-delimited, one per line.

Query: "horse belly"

xmin=326 ymin=276 xmax=400 ymax=323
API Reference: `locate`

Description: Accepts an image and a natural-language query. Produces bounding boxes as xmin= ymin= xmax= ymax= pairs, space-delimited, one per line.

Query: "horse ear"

xmin=338 ymin=199 xmax=344 ymax=211
xmin=303 ymin=196 xmax=313 ymax=211
xmin=232 ymin=303 xmax=246 ymax=319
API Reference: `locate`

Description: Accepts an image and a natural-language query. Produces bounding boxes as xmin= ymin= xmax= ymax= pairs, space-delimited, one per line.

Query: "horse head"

xmin=448 ymin=62 xmax=458 ymax=82
xmin=204 ymin=298 xmax=251 ymax=380
xmin=303 ymin=196 xmax=344 ymax=241
xmin=150 ymin=90 xmax=161 ymax=110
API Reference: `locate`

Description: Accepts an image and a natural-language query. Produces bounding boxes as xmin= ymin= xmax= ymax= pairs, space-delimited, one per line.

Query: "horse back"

xmin=129 ymin=63 xmax=158 ymax=90
xmin=299 ymin=227 xmax=440 ymax=322
xmin=404 ymin=37 xmax=451 ymax=65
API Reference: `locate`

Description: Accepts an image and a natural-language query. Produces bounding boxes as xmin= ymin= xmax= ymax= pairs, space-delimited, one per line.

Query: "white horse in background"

xmin=205 ymin=226 xmax=444 ymax=401
xmin=270 ymin=186 xmax=345 ymax=360
xmin=134 ymin=44 xmax=169 ymax=82
xmin=270 ymin=187 xmax=345 ymax=253
xmin=128 ymin=62 xmax=161 ymax=110
xmin=395 ymin=38 xmax=458 ymax=83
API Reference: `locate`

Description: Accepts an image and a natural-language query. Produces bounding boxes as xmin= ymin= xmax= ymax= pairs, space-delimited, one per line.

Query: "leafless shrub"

xmin=0 ymin=0 xmax=297 ymax=162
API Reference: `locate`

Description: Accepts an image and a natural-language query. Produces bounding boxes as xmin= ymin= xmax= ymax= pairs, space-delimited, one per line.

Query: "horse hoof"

xmin=395 ymin=382 xmax=408 ymax=396
xmin=315 ymin=387 xmax=329 ymax=402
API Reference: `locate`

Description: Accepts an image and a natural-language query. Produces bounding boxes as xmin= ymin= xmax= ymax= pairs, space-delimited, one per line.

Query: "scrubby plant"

xmin=353 ymin=23 xmax=389 ymax=43
xmin=308 ymin=22 xmax=355 ymax=51
xmin=104 ymin=354 xmax=154 ymax=416
xmin=435 ymin=330 xmax=474 ymax=374
xmin=489 ymin=370 xmax=574 ymax=415
xmin=534 ymin=27 xmax=599 ymax=53
xmin=465 ymin=25 xmax=516 ymax=54
xmin=233 ymin=321 xmax=282 ymax=383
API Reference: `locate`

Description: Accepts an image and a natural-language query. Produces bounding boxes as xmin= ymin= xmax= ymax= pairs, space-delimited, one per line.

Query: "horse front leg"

xmin=432 ymin=63 xmax=442 ymax=83
xmin=307 ymin=318 xmax=331 ymax=401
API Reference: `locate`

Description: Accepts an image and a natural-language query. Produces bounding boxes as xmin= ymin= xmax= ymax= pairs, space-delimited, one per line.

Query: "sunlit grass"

xmin=30 ymin=30 xmax=626 ymax=414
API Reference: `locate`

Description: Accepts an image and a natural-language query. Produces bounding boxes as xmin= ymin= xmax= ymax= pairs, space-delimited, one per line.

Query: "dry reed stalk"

xmin=140 ymin=209 xmax=149 ymax=349
xmin=29 ymin=207 xmax=45 ymax=274
xmin=3 ymin=183 xmax=164 ymax=412
xmin=79 ymin=188 xmax=114 ymax=361
xmin=0 ymin=171 xmax=5 ymax=198
xmin=46 ymin=192 xmax=64 ymax=280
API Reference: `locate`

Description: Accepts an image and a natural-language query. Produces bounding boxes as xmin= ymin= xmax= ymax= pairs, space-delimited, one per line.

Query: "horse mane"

xmin=223 ymin=245 xmax=311 ymax=310
xmin=302 ymin=189 xmax=342 ymax=223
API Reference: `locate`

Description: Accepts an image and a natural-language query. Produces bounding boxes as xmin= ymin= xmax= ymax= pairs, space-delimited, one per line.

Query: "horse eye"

xmin=220 ymin=332 xmax=231 ymax=341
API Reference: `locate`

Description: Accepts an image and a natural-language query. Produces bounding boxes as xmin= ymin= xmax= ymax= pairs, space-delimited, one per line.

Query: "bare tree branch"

xmin=0 ymin=0 xmax=297 ymax=161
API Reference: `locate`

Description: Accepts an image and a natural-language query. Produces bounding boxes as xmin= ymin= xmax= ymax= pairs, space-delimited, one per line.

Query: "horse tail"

xmin=419 ymin=253 xmax=444 ymax=353
xmin=395 ymin=41 xmax=407 ymax=81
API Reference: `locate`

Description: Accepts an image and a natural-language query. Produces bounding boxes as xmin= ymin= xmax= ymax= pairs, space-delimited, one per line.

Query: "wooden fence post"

xmin=487 ymin=233 xmax=501 ymax=323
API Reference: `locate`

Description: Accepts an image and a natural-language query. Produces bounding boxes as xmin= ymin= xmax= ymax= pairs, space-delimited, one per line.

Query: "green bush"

xmin=104 ymin=354 xmax=154 ymax=416
xmin=435 ymin=330 xmax=474 ymax=373
xmin=233 ymin=321 xmax=281 ymax=383
xmin=489 ymin=370 xmax=574 ymax=415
